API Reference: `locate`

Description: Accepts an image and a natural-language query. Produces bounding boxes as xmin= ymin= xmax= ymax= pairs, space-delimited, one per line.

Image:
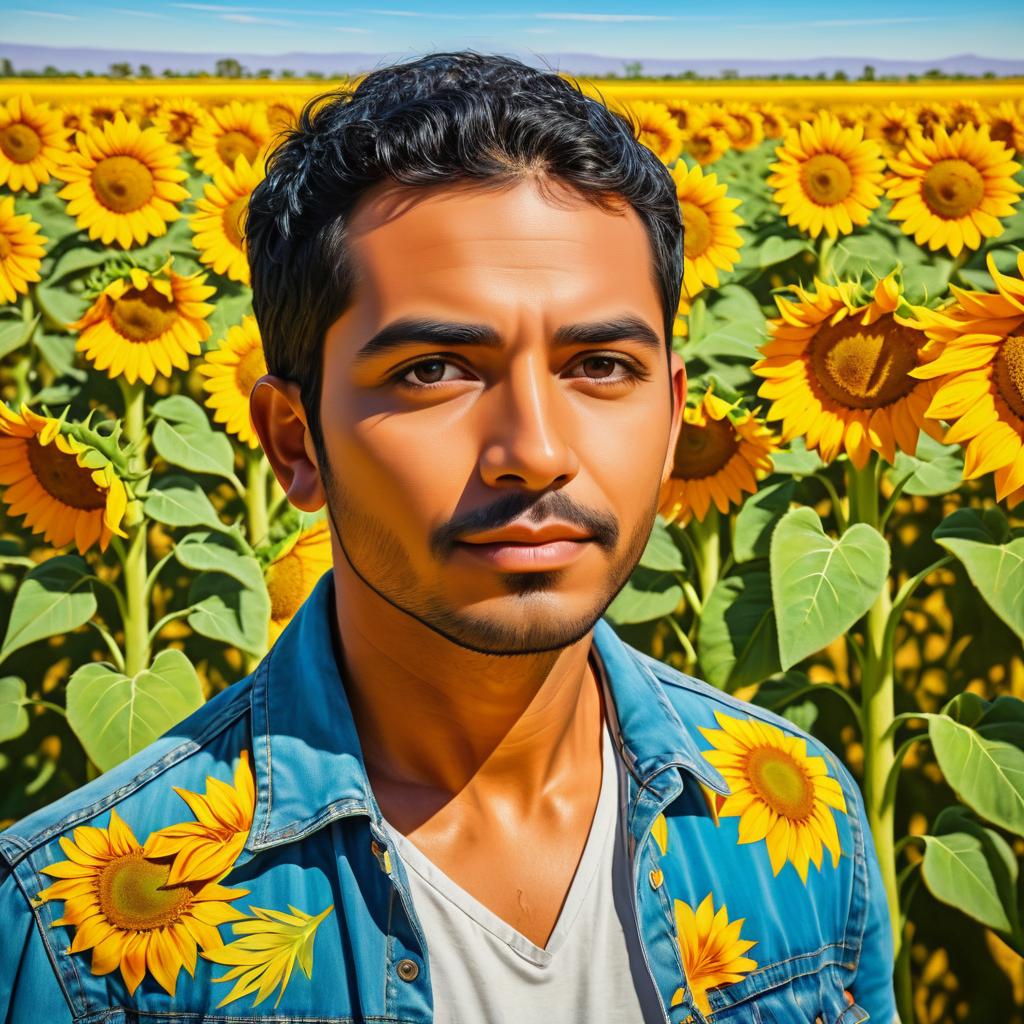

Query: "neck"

xmin=330 ymin=567 xmax=604 ymax=827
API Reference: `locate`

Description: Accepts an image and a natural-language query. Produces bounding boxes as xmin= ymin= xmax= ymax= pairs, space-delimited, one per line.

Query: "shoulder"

xmin=0 ymin=670 xmax=254 ymax=867
xmin=630 ymin=644 xmax=864 ymax=810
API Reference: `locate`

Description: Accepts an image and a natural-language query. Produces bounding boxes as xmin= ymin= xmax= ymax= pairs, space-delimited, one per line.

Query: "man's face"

xmin=260 ymin=175 xmax=687 ymax=656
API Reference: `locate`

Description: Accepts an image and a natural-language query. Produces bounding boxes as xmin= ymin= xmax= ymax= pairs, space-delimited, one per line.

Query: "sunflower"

xmin=88 ymin=96 xmax=125 ymax=128
xmin=668 ymin=892 xmax=759 ymax=1019
xmin=195 ymin=315 xmax=268 ymax=447
xmin=905 ymin=251 xmax=1024 ymax=508
xmin=885 ymin=124 xmax=1023 ymax=257
xmin=203 ymin=903 xmax=335 ymax=1009
xmin=266 ymin=95 xmax=304 ymax=135
xmin=0 ymin=93 xmax=70 ymax=194
xmin=0 ymin=195 xmax=47 ymax=305
xmin=768 ymin=111 xmax=886 ymax=239
xmin=682 ymin=118 xmax=731 ymax=167
xmin=190 ymin=100 xmax=272 ymax=177
xmin=53 ymin=111 xmax=190 ymax=250
xmin=190 ymin=152 xmax=265 ymax=285
xmin=752 ymin=273 xmax=947 ymax=469
xmin=914 ymin=103 xmax=945 ymax=139
xmin=623 ymin=100 xmax=684 ymax=166
xmin=672 ymin=161 xmax=743 ymax=299
xmin=0 ymin=403 xmax=129 ymax=554
xmin=658 ymin=385 xmax=781 ymax=526
xmin=36 ymin=808 xmax=249 ymax=997
xmin=722 ymin=103 xmax=764 ymax=151
xmin=59 ymin=103 xmax=93 ymax=142
xmin=756 ymin=103 xmax=789 ymax=140
xmin=870 ymin=102 xmax=917 ymax=154
xmin=68 ymin=258 xmax=217 ymax=386
xmin=986 ymin=101 xmax=1024 ymax=155
xmin=145 ymin=751 xmax=255 ymax=886
xmin=945 ymin=100 xmax=984 ymax=132
xmin=150 ymin=97 xmax=211 ymax=147
xmin=698 ymin=710 xmax=849 ymax=883
xmin=266 ymin=519 xmax=333 ymax=645
xmin=665 ymin=98 xmax=697 ymax=133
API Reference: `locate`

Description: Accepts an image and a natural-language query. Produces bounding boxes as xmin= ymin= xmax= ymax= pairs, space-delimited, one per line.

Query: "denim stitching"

xmin=0 ymin=688 xmax=251 ymax=864
xmin=9 ymin=855 xmax=84 ymax=1020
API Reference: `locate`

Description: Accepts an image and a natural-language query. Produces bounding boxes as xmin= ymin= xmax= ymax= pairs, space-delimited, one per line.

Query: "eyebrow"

xmin=351 ymin=314 xmax=664 ymax=367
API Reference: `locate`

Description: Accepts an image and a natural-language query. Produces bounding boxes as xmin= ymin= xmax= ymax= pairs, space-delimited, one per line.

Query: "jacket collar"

xmin=247 ymin=568 xmax=729 ymax=852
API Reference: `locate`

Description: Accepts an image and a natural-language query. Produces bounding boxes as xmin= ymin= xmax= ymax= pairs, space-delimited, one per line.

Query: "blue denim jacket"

xmin=0 ymin=568 xmax=897 ymax=1023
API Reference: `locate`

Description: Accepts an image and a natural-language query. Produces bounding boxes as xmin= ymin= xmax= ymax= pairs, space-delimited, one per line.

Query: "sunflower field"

xmin=1 ymin=77 xmax=1024 ymax=1023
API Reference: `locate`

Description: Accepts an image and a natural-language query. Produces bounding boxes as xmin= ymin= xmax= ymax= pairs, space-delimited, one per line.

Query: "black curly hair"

xmin=245 ymin=49 xmax=685 ymax=474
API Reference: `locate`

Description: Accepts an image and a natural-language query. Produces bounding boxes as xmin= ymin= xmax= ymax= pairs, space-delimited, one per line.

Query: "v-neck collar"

xmin=381 ymin=707 xmax=620 ymax=969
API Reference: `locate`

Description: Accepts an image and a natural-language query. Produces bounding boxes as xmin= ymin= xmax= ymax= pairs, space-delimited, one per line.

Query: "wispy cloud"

xmin=107 ymin=6 xmax=174 ymax=17
xmin=8 ymin=8 xmax=81 ymax=18
xmin=219 ymin=12 xmax=294 ymax=24
xmin=334 ymin=26 xmax=373 ymax=33
xmin=351 ymin=7 xmax=466 ymax=17
xmin=800 ymin=16 xmax=937 ymax=26
xmin=534 ymin=12 xmax=681 ymax=21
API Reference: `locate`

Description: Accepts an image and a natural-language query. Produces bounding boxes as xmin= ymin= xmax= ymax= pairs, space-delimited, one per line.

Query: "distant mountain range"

xmin=1 ymin=43 xmax=1022 ymax=79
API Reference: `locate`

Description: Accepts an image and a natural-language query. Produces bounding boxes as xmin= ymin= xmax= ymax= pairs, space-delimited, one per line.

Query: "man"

xmin=0 ymin=52 xmax=896 ymax=1024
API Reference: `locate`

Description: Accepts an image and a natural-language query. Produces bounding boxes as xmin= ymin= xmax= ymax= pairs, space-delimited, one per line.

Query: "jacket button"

xmin=397 ymin=958 xmax=420 ymax=982
xmin=649 ymin=868 xmax=664 ymax=889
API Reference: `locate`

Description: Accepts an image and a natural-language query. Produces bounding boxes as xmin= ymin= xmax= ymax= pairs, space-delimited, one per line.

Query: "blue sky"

xmin=2 ymin=0 xmax=1023 ymax=61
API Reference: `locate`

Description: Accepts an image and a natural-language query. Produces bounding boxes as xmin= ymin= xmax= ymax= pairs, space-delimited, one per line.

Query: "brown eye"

xmin=409 ymin=359 xmax=448 ymax=384
xmin=581 ymin=356 xmax=617 ymax=379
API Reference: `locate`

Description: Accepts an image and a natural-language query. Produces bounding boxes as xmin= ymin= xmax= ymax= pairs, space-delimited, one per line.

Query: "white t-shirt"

xmin=380 ymin=712 xmax=666 ymax=1023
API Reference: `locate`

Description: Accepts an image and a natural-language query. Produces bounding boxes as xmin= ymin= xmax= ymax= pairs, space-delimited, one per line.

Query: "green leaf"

xmin=0 ymin=314 xmax=40 ymax=360
xmin=770 ymin=507 xmax=890 ymax=670
xmin=144 ymin=475 xmax=226 ymax=531
xmin=150 ymin=394 xmax=213 ymax=431
xmin=732 ymin=479 xmax=794 ymax=563
xmin=699 ymin=569 xmax=780 ymax=691
xmin=688 ymin=318 xmax=764 ymax=362
xmin=0 ymin=677 xmax=30 ymax=743
xmin=886 ymin=433 xmax=964 ymax=497
xmin=929 ymin=714 xmax=1024 ymax=836
xmin=919 ymin=807 xmax=1019 ymax=941
xmin=0 ymin=556 xmax=97 ymax=666
xmin=756 ymin=236 xmax=811 ymax=268
xmin=933 ymin=509 xmax=1024 ymax=642
xmin=47 ymin=245 xmax=115 ymax=285
xmin=768 ymin=438 xmax=825 ymax=477
xmin=187 ymin=572 xmax=270 ymax=656
xmin=65 ymin=649 xmax=204 ymax=772
xmin=175 ymin=531 xmax=261 ymax=585
xmin=153 ymin=418 xmax=236 ymax=479
xmin=639 ymin=517 xmax=685 ymax=572
xmin=605 ymin=568 xmax=683 ymax=625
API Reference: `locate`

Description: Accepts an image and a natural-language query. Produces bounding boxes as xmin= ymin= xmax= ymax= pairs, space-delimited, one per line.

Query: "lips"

xmin=454 ymin=536 xmax=593 ymax=571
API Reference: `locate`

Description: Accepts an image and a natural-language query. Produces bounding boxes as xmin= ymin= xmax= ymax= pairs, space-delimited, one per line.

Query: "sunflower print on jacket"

xmin=34 ymin=751 xmax=335 ymax=1005
xmin=698 ymin=710 xmax=849 ymax=882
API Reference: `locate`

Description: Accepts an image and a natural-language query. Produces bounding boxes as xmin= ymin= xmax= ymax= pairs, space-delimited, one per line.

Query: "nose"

xmin=477 ymin=351 xmax=580 ymax=491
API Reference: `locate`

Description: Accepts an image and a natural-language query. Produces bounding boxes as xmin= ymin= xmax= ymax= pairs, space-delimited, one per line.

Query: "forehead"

xmin=342 ymin=176 xmax=660 ymax=310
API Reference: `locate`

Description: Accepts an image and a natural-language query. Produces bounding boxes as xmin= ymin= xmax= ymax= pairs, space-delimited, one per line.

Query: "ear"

xmin=249 ymin=375 xmax=327 ymax=513
xmin=660 ymin=348 xmax=687 ymax=487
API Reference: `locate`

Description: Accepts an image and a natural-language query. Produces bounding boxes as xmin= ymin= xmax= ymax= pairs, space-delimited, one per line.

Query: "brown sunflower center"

xmin=27 ymin=436 xmax=108 ymax=511
xmin=98 ymin=851 xmax=194 ymax=931
xmin=0 ymin=121 xmax=43 ymax=164
xmin=268 ymin=554 xmax=305 ymax=621
xmin=222 ymin=195 xmax=250 ymax=249
xmin=216 ymin=130 xmax=260 ymax=168
xmin=745 ymin=746 xmax=815 ymax=821
xmin=808 ymin=313 xmax=920 ymax=410
xmin=671 ymin=414 xmax=739 ymax=480
xmin=988 ymin=119 xmax=1014 ymax=147
xmin=235 ymin=345 xmax=267 ymax=397
xmin=799 ymin=153 xmax=854 ymax=206
xmin=681 ymin=202 xmax=713 ymax=260
xmin=92 ymin=155 xmax=156 ymax=213
xmin=0 ymin=232 xmax=12 ymax=259
xmin=168 ymin=113 xmax=196 ymax=144
xmin=994 ymin=334 xmax=1024 ymax=421
xmin=731 ymin=115 xmax=755 ymax=145
xmin=111 ymin=283 xmax=179 ymax=342
xmin=881 ymin=121 xmax=908 ymax=146
xmin=921 ymin=159 xmax=985 ymax=220
xmin=687 ymin=133 xmax=714 ymax=160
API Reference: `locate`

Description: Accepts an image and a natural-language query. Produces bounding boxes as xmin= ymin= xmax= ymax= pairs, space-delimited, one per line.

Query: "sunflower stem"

xmin=244 ymin=445 xmax=271 ymax=549
xmin=117 ymin=377 xmax=151 ymax=676
xmin=691 ymin=505 xmax=721 ymax=605
xmin=847 ymin=452 xmax=911 ymax=1022
xmin=666 ymin=612 xmax=698 ymax=666
xmin=817 ymin=234 xmax=837 ymax=280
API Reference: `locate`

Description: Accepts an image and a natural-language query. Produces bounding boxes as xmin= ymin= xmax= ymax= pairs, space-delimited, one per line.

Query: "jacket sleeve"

xmin=0 ymin=860 xmax=75 ymax=1024
xmin=836 ymin=758 xmax=900 ymax=1024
